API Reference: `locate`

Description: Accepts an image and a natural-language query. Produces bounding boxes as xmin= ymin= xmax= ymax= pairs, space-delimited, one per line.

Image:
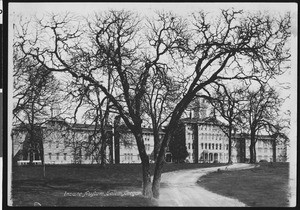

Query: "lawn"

xmin=197 ymin=162 xmax=290 ymax=207
xmin=11 ymin=162 xmax=225 ymax=206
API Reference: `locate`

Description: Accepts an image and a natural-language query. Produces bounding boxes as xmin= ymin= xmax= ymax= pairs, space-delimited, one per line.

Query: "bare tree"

xmin=151 ymin=9 xmax=291 ymax=197
xmin=143 ymin=66 xmax=183 ymax=161
xmin=14 ymin=9 xmax=291 ymax=198
xmin=13 ymin=53 xmax=62 ymax=165
xmin=240 ymin=85 xmax=286 ymax=163
xmin=200 ymin=84 xmax=247 ymax=163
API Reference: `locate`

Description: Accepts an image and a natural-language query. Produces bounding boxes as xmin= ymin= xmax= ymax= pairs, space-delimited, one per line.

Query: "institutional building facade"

xmin=178 ymin=117 xmax=287 ymax=164
xmin=12 ymin=102 xmax=287 ymax=165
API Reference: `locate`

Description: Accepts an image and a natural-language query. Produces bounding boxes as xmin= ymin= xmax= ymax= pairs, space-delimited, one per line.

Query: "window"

xmin=209 ymin=143 xmax=211 ymax=150
xmin=220 ymin=144 xmax=222 ymax=150
xmin=56 ymin=140 xmax=59 ymax=148
xmin=212 ymin=144 xmax=214 ymax=150
xmin=201 ymin=143 xmax=204 ymax=149
xmin=205 ymin=143 xmax=207 ymax=149
xmin=49 ymin=153 xmax=52 ymax=160
xmin=226 ymin=144 xmax=229 ymax=150
xmin=188 ymin=143 xmax=191 ymax=149
xmin=56 ymin=153 xmax=59 ymax=160
xmin=64 ymin=153 xmax=67 ymax=161
xmin=216 ymin=144 xmax=218 ymax=150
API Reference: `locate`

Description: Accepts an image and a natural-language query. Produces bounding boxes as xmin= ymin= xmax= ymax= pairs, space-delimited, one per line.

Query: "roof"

xmin=233 ymin=133 xmax=275 ymax=140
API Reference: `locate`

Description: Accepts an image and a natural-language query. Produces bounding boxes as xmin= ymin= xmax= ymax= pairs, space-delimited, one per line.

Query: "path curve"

xmin=157 ymin=163 xmax=257 ymax=206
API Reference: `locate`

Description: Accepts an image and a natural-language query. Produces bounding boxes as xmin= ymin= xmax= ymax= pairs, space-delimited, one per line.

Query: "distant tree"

xmin=267 ymin=113 xmax=290 ymax=162
xmin=200 ymin=84 xmax=246 ymax=163
xmin=13 ymin=56 xmax=62 ymax=165
xmin=241 ymin=85 xmax=285 ymax=163
xmin=143 ymin=66 xmax=183 ymax=161
xmin=168 ymin=123 xmax=189 ymax=163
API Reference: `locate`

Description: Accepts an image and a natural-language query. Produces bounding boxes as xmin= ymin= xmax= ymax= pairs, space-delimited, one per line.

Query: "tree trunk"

xmin=134 ymin=131 xmax=153 ymax=197
xmin=152 ymin=134 xmax=171 ymax=198
xmin=142 ymin=163 xmax=153 ymax=197
xmin=113 ymin=116 xmax=121 ymax=164
xmin=29 ymin=149 xmax=34 ymax=165
xmin=100 ymin=133 xmax=107 ymax=168
xmin=272 ymin=137 xmax=276 ymax=162
xmin=249 ymin=130 xmax=257 ymax=163
xmin=192 ymin=124 xmax=198 ymax=163
xmin=153 ymin=128 xmax=161 ymax=162
xmin=152 ymin=96 xmax=194 ymax=198
xmin=228 ymin=125 xmax=232 ymax=164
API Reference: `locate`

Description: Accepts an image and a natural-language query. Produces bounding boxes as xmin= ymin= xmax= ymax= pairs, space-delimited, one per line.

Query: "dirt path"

xmin=157 ymin=163 xmax=257 ymax=207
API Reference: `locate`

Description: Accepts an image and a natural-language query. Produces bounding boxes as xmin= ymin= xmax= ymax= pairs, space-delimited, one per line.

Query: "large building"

xmin=177 ymin=117 xmax=287 ymax=164
xmin=12 ymin=99 xmax=288 ymax=165
xmin=177 ymin=97 xmax=287 ymax=163
xmin=12 ymin=118 xmax=161 ymax=165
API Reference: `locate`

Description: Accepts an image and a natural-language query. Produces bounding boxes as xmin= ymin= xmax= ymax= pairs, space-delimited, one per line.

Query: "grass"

xmin=197 ymin=162 xmax=290 ymax=207
xmin=11 ymin=162 xmax=225 ymax=206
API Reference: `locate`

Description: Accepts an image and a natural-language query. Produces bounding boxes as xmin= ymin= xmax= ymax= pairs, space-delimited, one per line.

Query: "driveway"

xmin=157 ymin=163 xmax=257 ymax=206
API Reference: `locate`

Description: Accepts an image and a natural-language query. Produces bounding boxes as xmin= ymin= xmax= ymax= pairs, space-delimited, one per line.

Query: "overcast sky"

xmin=9 ymin=2 xmax=297 ymax=17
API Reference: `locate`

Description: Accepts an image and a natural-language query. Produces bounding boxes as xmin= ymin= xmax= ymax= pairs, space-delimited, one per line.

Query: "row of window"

xmin=48 ymin=153 xmax=93 ymax=161
xmin=199 ymin=125 xmax=217 ymax=131
xmin=187 ymin=124 xmax=219 ymax=132
xmin=48 ymin=140 xmax=71 ymax=149
xmin=187 ymin=143 xmax=228 ymax=150
xmin=257 ymin=148 xmax=273 ymax=153
xmin=48 ymin=153 xmax=67 ymax=161
xmin=145 ymin=144 xmax=151 ymax=151
xmin=186 ymin=133 xmax=226 ymax=141
xmin=143 ymin=133 xmax=151 ymax=141
xmin=124 ymin=153 xmax=138 ymax=161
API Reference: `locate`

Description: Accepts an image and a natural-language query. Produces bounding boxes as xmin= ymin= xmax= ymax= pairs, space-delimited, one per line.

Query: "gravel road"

xmin=157 ymin=163 xmax=257 ymax=207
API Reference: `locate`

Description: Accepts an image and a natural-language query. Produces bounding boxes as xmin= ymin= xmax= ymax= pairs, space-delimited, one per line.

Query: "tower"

xmin=199 ymin=98 xmax=208 ymax=119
